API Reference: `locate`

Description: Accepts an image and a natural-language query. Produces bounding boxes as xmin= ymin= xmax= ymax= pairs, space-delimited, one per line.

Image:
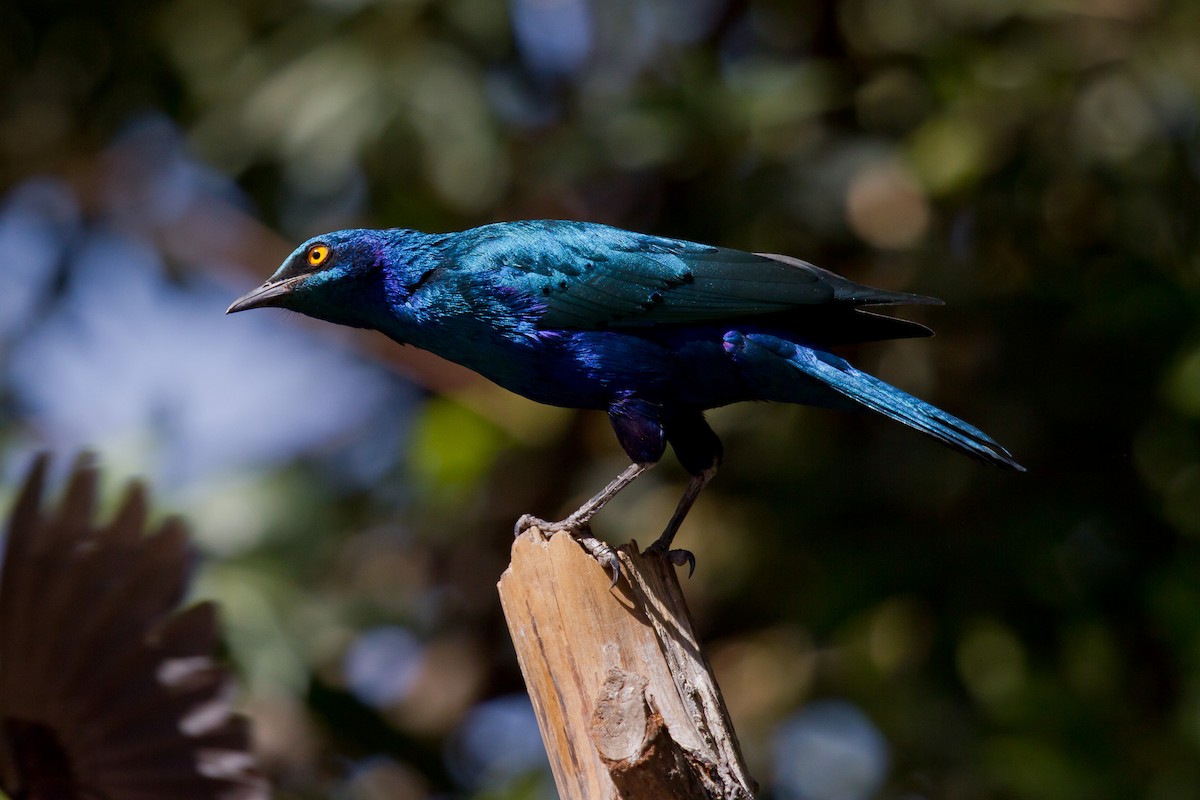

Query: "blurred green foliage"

xmin=4 ymin=0 xmax=1200 ymax=797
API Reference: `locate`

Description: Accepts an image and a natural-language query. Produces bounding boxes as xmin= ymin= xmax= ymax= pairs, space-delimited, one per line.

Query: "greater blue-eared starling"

xmin=228 ymin=221 xmax=1023 ymax=576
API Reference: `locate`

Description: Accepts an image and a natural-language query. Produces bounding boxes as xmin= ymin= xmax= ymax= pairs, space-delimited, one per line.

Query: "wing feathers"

xmin=460 ymin=222 xmax=937 ymax=342
xmin=755 ymin=253 xmax=943 ymax=307
xmin=0 ymin=455 xmax=266 ymax=799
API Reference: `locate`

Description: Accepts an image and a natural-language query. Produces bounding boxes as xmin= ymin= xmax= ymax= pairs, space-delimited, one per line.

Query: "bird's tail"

xmin=723 ymin=331 xmax=1025 ymax=471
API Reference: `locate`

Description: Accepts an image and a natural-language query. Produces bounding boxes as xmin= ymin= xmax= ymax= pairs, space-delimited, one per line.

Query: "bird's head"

xmin=226 ymin=229 xmax=401 ymax=328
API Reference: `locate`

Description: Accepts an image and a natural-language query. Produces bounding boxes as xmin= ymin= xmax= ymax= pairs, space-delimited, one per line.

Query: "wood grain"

xmin=498 ymin=527 xmax=756 ymax=800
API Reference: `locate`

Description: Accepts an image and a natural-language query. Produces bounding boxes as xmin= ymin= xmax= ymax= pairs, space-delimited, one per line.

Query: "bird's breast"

xmin=397 ymin=318 xmax=750 ymax=411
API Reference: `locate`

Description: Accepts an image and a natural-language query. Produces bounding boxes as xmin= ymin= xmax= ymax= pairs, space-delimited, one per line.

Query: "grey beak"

xmin=226 ymin=277 xmax=303 ymax=314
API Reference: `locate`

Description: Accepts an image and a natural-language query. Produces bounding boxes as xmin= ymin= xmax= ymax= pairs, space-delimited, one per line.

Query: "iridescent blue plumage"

xmin=228 ymin=220 xmax=1023 ymax=572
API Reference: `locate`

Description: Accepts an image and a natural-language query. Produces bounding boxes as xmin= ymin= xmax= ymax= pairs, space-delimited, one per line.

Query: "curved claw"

xmin=601 ymin=551 xmax=621 ymax=587
xmin=570 ymin=531 xmax=622 ymax=586
xmin=668 ymin=548 xmax=696 ymax=578
xmin=645 ymin=541 xmax=697 ymax=578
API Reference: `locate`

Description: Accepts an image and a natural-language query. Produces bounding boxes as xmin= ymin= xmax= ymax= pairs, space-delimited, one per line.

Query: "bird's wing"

xmin=457 ymin=221 xmax=938 ymax=330
xmin=0 ymin=454 xmax=267 ymax=799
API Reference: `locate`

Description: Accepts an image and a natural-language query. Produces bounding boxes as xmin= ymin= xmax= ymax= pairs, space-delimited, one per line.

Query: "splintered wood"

xmin=498 ymin=528 xmax=757 ymax=800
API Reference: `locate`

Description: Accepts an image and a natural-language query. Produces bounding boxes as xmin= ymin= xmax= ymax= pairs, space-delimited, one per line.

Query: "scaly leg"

xmin=645 ymin=464 xmax=718 ymax=577
xmin=515 ymin=462 xmax=655 ymax=584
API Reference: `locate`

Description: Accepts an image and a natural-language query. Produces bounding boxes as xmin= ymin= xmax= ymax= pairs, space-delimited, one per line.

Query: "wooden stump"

xmin=498 ymin=527 xmax=757 ymax=800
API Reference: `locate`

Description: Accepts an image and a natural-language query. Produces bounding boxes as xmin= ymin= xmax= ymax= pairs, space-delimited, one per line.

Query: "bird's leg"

xmin=515 ymin=462 xmax=655 ymax=584
xmin=515 ymin=461 xmax=654 ymax=534
xmin=645 ymin=463 xmax=718 ymax=577
xmin=563 ymin=461 xmax=655 ymax=530
xmin=650 ymin=410 xmax=723 ymax=576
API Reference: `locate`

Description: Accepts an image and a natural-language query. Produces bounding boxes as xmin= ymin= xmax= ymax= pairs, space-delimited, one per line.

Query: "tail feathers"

xmin=726 ymin=332 xmax=1026 ymax=471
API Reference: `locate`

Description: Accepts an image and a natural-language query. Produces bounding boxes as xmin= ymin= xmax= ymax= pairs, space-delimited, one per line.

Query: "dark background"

xmin=2 ymin=0 xmax=1198 ymax=797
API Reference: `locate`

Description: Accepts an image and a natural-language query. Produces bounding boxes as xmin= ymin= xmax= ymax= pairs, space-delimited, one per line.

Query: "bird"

xmin=0 ymin=454 xmax=266 ymax=799
xmin=228 ymin=220 xmax=1023 ymax=578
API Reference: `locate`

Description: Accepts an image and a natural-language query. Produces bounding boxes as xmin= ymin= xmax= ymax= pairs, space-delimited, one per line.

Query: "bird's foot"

xmin=514 ymin=513 xmax=556 ymax=538
xmin=514 ymin=514 xmax=621 ymax=586
xmin=514 ymin=512 xmax=590 ymax=539
xmin=572 ymin=531 xmax=622 ymax=587
xmin=645 ymin=540 xmax=696 ymax=578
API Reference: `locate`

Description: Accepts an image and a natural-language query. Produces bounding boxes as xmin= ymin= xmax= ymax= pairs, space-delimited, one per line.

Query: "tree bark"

xmin=498 ymin=527 xmax=757 ymax=800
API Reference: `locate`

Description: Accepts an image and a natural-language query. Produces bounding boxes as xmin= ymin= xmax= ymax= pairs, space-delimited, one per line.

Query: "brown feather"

xmin=0 ymin=454 xmax=267 ymax=800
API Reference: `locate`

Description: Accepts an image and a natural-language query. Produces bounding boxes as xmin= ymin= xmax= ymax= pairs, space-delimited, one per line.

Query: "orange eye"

xmin=307 ymin=244 xmax=330 ymax=267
